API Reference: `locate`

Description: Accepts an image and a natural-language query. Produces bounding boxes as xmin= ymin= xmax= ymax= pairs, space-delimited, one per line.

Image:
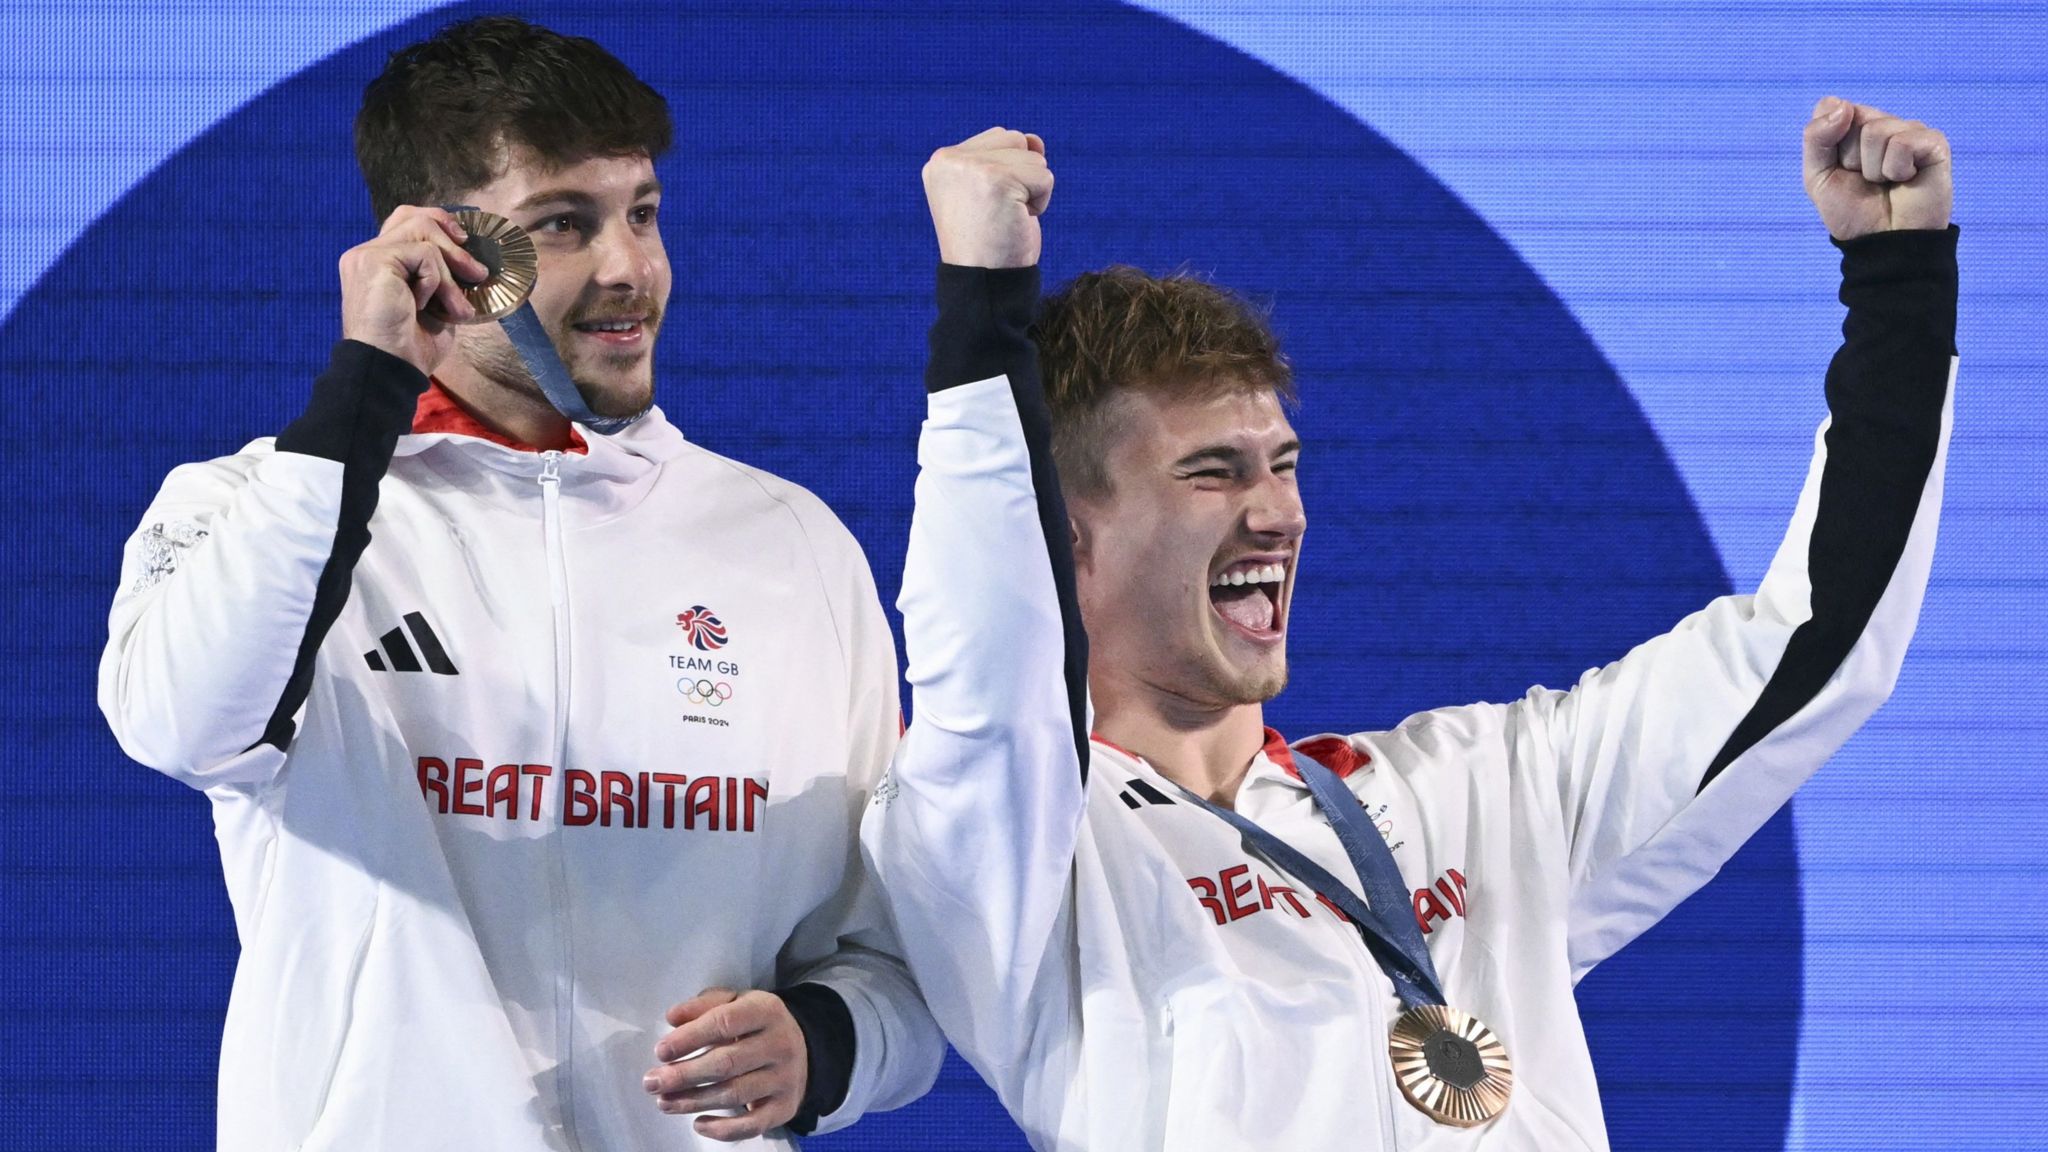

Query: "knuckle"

xmin=720 ymin=1003 xmax=752 ymax=1039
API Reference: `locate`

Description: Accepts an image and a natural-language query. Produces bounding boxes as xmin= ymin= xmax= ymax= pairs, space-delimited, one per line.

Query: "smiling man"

xmin=865 ymin=109 xmax=1955 ymax=1150
xmin=98 ymin=17 xmax=940 ymax=1150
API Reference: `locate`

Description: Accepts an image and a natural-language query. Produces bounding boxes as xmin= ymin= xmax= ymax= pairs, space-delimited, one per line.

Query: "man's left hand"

xmin=645 ymin=987 xmax=809 ymax=1141
xmin=1804 ymin=96 xmax=1953 ymax=241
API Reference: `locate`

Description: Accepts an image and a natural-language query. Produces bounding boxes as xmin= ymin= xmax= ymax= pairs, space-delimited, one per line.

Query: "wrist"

xmin=935 ymin=242 xmax=1040 ymax=269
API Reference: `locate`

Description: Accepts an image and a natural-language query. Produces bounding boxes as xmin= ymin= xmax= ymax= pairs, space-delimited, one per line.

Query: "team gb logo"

xmin=676 ymin=606 xmax=729 ymax=651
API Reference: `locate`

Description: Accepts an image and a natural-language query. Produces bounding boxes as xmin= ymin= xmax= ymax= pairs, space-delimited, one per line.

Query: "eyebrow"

xmin=510 ymin=179 xmax=663 ymax=214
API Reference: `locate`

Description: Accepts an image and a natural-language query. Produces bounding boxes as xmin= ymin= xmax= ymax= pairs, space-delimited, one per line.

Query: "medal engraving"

xmin=446 ymin=208 xmax=537 ymax=323
xmin=1389 ymin=1005 xmax=1513 ymax=1127
xmin=1422 ymin=1029 xmax=1486 ymax=1089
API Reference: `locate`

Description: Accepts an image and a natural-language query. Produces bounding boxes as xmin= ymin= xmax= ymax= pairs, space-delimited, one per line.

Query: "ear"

xmin=1068 ymin=513 xmax=1090 ymax=564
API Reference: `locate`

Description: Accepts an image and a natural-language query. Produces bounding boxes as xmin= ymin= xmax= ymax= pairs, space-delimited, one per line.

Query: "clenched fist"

xmin=1804 ymin=97 xmax=1952 ymax=241
xmin=338 ymin=205 xmax=491 ymax=376
xmin=923 ymin=127 xmax=1055 ymax=268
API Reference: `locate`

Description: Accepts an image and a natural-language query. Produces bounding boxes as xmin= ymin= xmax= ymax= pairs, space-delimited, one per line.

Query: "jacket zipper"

xmin=538 ymin=450 xmax=585 ymax=1150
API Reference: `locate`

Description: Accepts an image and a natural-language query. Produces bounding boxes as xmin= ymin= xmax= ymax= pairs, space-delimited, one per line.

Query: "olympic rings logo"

xmin=678 ymin=678 xmax=734 ymax=706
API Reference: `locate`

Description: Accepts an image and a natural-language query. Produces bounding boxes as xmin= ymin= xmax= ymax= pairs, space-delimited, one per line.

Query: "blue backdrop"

xmin=2 ymin=2 xmax=2041 ymax=1149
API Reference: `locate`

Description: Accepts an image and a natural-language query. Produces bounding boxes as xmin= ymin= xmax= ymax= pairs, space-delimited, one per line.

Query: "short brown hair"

xmin=354 ymin=16 xmax=672 ymax=222
xmin=1033 ymin=266 xmax=1294 ymax=498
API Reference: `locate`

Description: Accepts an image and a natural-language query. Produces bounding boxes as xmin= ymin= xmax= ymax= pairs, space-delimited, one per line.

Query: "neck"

xmin=1090 ymin=669 xmax=1267 ymax=809
xmin=434 ymin=362 xmax=576 ymax=450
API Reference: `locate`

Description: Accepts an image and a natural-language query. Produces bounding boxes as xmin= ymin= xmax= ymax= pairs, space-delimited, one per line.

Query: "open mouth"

xmin=1209 ymin=558 xmax=1287 ymax=640
xmin=570 ymin=316 xmax=649 ymax=345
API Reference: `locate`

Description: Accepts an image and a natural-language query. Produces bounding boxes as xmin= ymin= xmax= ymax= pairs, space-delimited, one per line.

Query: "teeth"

xmin=1212 ymin=563 xmax=1288 ymax=588
xmin=580 ymin=320 xmax=637 ymax=332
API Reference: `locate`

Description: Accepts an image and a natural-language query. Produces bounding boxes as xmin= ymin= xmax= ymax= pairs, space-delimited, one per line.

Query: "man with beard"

xmin=99 ymin=17 xmax=940 ymax=1150
xmin=866 ymin=104 xmax=1953 ymax=1149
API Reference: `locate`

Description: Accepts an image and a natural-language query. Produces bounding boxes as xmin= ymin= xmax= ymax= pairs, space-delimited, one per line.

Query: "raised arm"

xmin=1535 ymin=101 xmax=1957 ymax=975
xmin=859 ymin=130 xmax=1089 ymax=1086
xmin=754 ymin=508 xmax=946 ymax=1135
xmin=98 ymin=207 xmax=482 ymax=788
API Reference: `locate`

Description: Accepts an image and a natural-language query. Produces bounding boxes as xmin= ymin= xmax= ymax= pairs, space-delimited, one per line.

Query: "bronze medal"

xmin=1388 ymin=1004 xmax=1513 ymax=1127
xmin=447 ymin=208 xmax=537 ymax=323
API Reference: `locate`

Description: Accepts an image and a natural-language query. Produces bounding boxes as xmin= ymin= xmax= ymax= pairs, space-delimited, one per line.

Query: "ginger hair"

xmin=1033 ymin=266 xmax=1294 ymax=498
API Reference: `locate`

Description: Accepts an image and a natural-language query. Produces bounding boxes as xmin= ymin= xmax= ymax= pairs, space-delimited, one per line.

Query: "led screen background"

xmin=1 ymin=2 xmax=2041 ymax=1149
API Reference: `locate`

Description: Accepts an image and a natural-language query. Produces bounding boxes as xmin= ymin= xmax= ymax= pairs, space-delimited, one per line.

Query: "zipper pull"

xmin=539 ymin=449 xmax=562 ymax=485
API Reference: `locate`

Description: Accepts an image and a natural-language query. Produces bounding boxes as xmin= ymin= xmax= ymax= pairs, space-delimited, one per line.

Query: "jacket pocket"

xmin=293 ymin=883 xmax=381 ymax=1149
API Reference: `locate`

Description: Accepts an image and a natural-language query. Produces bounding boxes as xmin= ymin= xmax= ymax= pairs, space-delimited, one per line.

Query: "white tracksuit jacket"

xmin=100 ymin=348 xmax=943 ymax=1151
xmin=863 ymin=228 xmax=1956 ymax=1151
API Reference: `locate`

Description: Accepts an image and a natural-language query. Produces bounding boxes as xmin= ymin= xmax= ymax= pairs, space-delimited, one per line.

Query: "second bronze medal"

xmin=1388 ymin=1004 xmax=1514 ymax=1127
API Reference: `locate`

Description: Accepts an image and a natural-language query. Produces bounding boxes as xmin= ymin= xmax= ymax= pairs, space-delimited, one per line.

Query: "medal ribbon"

xmin=1174 ymin=748 xmax=1447 ymax=1010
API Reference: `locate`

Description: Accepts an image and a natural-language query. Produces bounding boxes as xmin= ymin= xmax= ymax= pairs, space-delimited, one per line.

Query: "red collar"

xmin=1265 ymin=727 xmax=1369 ymax=780
xmin=1091 ymin=732 xmax=1139 ymax=761
xmin=413 ymin=379 xmax=589 ymax=455
xmin=1088 ymin=726 xmax=1367 ymax=781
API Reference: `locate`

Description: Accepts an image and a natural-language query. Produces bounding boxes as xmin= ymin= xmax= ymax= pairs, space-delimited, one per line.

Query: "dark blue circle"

xmin=0 ymin=3 xmax=1798 ymax=1148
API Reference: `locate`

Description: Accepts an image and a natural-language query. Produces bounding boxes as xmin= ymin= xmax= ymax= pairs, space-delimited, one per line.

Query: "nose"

xmin=1245 ymin=470 xmax=1307 ymax=540
xmin=591 ymin=217 xmax=660 ymax=292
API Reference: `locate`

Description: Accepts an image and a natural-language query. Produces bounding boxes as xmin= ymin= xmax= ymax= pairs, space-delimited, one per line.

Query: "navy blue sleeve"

xmin=257 ymin=339 xmax=427 ymax=750
xmin=776 ymin=982 xmax=855 ymax=1134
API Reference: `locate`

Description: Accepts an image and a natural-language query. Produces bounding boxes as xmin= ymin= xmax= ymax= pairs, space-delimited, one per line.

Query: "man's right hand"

xmin=922 ymin=128 xmax=1054 ymax=269
xmin=339 ymin=205 xmax=491 ymax=376
xmin=1802 ymin=98 xmax=1952 ymax=242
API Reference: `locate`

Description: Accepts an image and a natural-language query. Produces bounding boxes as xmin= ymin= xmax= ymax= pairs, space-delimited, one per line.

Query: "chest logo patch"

xmin=676 ymin=605 xmax=729 ymax=651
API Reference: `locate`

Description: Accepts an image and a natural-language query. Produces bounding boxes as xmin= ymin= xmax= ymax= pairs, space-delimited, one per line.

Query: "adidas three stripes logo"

xmin=1118 ymin=778 xmax=1176 ymax=810
xmin=363 ymin=612 xmax=459 ymax=675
